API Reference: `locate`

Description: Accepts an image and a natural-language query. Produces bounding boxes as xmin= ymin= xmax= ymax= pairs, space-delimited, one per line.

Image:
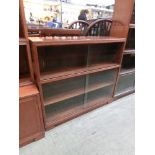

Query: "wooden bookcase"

xmin=19 ymin=0 xmax=44 ymax=147
xmin=29 ymin=36 xmax=126 ymax=129
xmin=114 ymin=4 xmax=135 ymax=99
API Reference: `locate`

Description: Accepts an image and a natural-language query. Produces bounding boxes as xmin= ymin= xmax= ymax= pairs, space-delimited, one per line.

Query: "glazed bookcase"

xmin=29 ymin=36 xmax=126 ymax=129
xmin=114 ymin=4 xmax=135 ymax=98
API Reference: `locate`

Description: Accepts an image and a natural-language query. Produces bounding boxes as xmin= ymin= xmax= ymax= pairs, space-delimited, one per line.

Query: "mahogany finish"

xmin=19 ymin=0 xmax=135 ymax=145
xmin=30 ymin=36 xmax=125 ymax=129
xmin=19 ymin=85 xmax=44 ymax=147
xmin=28 ymin=28 xmax=82 ymax=37
xmin=19 ymin=0 xmax=45 ymax=147
xmin=113 ymin=0 xmax=135 ymax=98
xmin=19 ymin=0 xmax=34 ymax=85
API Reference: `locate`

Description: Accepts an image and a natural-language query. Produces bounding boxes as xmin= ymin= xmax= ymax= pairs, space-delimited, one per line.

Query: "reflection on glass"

xmin=23 ymin=0 xmax=115 ymax=29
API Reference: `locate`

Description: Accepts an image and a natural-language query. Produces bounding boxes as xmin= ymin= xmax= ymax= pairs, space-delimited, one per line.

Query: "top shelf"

xmin=29 ymin=36 xmax=126 ymax=46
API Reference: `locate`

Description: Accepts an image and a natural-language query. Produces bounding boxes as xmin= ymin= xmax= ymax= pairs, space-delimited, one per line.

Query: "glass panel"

xmin=42 ymin=76 xmax=86 ymax=105
xmin=115 ymin=73 xmax=135 ymax=95
xmin=88 ymin=43 xmax=121 ymax=65
xmin=45 ymin=94 xmax=84 ymax=119
xmin=87 ymin=69 xmax=117 ymax=88
xmin=86 ymin=86 xmax=113 ymax=104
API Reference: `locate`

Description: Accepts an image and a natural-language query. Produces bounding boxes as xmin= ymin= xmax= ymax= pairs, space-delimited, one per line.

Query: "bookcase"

xmin=29 ymin=36 xmax=125 ymax=129
xmin=19 ymin=0 xmax=44 ymax=147
xmin=114 ymin=4 xmax=135 ymax=98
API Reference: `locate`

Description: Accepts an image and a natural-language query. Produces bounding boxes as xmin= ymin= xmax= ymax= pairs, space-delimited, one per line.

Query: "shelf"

xmin=45 ymin=97 xmax=111 ymax=129
xmin=115 ymin=88 xmax=135 ymax=98
xmin=40 ymin=63 xmax=120 ymax=84
xmin=19 ymin=77 xmax=33 ymax=87
xmin=44 ymin=81 xmax=113 ymax=106
xmin=129 ymin=24 xmax=135 ymax=29
xmin=29 ymin=36 xmax=126 ymax=46
xmin=120 ymin=68 xmax=135 ymax=75
xmin=19 ymin=38 xmax=27 ymax=45
xmin=19 ymin=84 xmax=39 ymax=99
xmin=124 ymin=49 xmax=135 ymax=55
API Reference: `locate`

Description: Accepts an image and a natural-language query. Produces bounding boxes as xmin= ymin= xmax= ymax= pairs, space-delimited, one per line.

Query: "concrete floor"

xmin=20 ymin=94 xmax=135 ymax=155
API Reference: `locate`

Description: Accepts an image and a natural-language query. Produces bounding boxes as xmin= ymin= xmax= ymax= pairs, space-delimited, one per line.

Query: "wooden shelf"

xmin=19 ymin=84 xmax=39 ymax=99
xmin=120 ymin=68 xmax=135 ymax=75
xmin=41 ymin=63 xmax=120 ymax=84
xmin=45 ymin=97 xmax=111 ymax=129
xmin=29 ymin=36 xmax=126 ymax=46
xmin=19 ymin=38 xmax=27 ymax=45
xmin=19 ymin=77 xmax=33 ymax=87
xmin=114 ymin=88 xmax=135 ymax=98
xmin=44 ymin=81 xmax=113 ymax=106
xmin=124 ymin=49 xmax=135 ymax=55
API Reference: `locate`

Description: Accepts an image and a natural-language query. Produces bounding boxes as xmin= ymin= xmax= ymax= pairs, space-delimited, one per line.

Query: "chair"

xmin=84 ymin=19 xmax=113 ymax=36
xmin=85 ymin=19 xmax=122 ymax=36
xmin=68 ymin=20 xmax=89 ymax=34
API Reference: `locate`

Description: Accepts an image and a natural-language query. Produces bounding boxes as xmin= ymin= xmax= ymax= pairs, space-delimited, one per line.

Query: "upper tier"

xmin=29 ymin=36 xmax=126 ymax=46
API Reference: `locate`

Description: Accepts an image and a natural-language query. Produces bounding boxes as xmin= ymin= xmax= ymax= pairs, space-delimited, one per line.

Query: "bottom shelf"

xmin=114 ymin=88 xmax=135 ymax=100
xmin=45 ymin=85 xmax=113 ymax=129
xmin=45 ymin=96 xmax=111 ymax=130
xmin=115 ymin=88 xmax=135 ymax=97
xmin=115 ymin=72 xmax=135 ymax=97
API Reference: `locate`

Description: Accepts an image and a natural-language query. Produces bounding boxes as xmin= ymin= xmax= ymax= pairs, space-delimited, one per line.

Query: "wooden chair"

xmin=28 ymin=28 xmax=82 ymax=37
xmin=68 ymin=20 xmax=89 ymax=34
xmin=84 ymin=19 xmax=123 ymax=36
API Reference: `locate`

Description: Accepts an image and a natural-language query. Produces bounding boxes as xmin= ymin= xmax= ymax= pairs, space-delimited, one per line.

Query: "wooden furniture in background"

xmin=29 ymin=36 xmax=126 ymax=129
xmin=113 ymin=1 xmax=135 ymax=99
xmin=19 ymin=0 xmax=44 ymax=147
xmin=28 ymin=28 xmax=82 ymax=37
xmin=84 ymin=19 xmax=124 ymax=37
xmin=68 ymin=20 xmax=89 ymax=34
xmin=85 ymin=19 xmax=113 ymax=36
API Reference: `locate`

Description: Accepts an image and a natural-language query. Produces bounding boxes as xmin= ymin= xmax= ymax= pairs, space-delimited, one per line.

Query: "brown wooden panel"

xmin=19 ymin=95 xmax=44 ymax=146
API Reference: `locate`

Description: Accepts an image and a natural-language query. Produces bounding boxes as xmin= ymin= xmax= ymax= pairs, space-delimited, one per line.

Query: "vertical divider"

xmin=84 ymin=45 xmax=90 ymax=105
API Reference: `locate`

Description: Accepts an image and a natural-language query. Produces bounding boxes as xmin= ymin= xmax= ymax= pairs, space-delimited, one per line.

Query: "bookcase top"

xmin=29 ymin=36 xmax=126 ymax=46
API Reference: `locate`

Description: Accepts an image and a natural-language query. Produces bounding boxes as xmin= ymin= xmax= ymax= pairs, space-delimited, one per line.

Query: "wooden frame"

xmin=29 ymin=36 xmax=126 ymax=129
xmin=19 ymin=0 xmax=135 ymax=146
xmin=112 ymin=0 xmax=135 ymax=99
xmin=19 ymin=0 xmax=45 ymax=147
xmin=19 ymin=0 xmax=34 ymax=85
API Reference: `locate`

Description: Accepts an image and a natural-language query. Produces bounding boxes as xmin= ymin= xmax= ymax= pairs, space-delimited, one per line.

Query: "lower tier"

xmin=114 ymin=71 xmax=135 ymax=99
xmin=45 ymin=97 xmax=112 ymax=130
xmin=19 ymin=85 xmax=45 ymax=147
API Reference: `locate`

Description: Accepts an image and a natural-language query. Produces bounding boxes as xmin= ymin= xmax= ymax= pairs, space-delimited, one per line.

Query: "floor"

xmin=20 ymin=94 xmax=135 ymax=155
